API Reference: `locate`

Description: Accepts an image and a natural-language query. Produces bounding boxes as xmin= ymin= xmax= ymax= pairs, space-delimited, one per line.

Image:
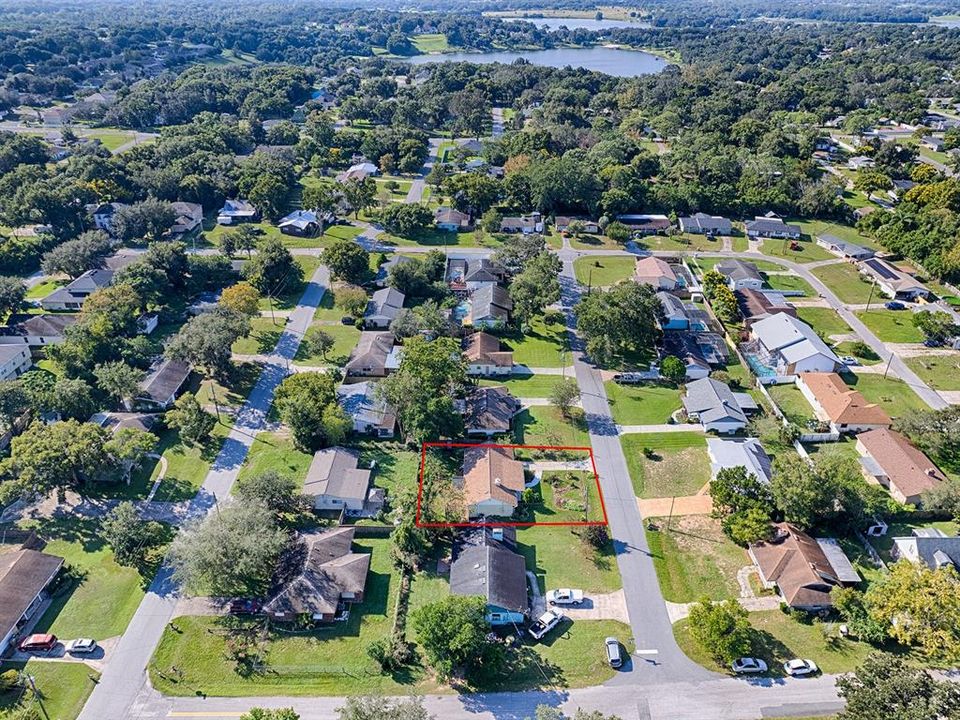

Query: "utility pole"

xmin=208 ymin=376 xmax=221 ymax=421
xmin=865 ymin=278 xmax=877 ymax=312
xmin=882 ymin=351 xmax=894 ymax=379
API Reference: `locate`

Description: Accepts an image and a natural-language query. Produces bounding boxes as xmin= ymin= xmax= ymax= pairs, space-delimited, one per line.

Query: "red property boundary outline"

xmin=415 ymin=441 xmax=609 ymax=529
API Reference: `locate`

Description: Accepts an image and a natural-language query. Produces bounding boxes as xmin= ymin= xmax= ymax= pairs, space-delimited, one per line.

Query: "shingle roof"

xmin=707 ymin=437 xmax=773 ymax=483
xmin=716 ymin=259 xmax=762 ymax=283
xmin=0 ymin=313 xmax=78 ymax=337
xmin=450 ymin=533 xmax=527 ymax=613
xmin=634 ymin=257 xmax=677 ymax=284
xmin=346 ymin=332 xmax=395 ymax=373
xmin=0 ymin=548 xmax=64 ymax=643
xmin=679 ymin=212 xmax=731 ymax=234
xmin=752 ymin=313 xmax=839 ymax=365
xmin=462 ymin=445 xmax=525 ymax=511
xmin=736 ymin=289 xmax=796 ymax=321
xmin=799 ymin=373 xmax=891 ymax=426
xmin=365 ymin=288 xmax=405 ymax=322
xmin=464 ymin=386 xmax=520 ymax=433
xmin=303 ymin=447 xmax=371 ymax=502
xmin=683 ymin=377 xmax=748 ymax=425
xmin=138 ymin=359 xmax=191 ymax=404
xmin=463 ymin=332 xmax=513 ymax=367
xmin=857 ymin=428 xmax=944 ymax=500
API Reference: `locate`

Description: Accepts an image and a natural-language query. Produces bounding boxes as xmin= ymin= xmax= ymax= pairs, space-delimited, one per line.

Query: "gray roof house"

xmin=136 ymin=358 xmax=192 ymax=410
xmin=892 ymin=528 xmax=960 ymax=570
xmin=375 ymin=255 xmax=414 ymax=287
xmin=715 ymin=259 xmax=763 ymax=291
xmin=467 ymin=284 xmax=512 ymax=327
xmin=0 ymin=314 xmax=78 ymax=348
xmin=0 ymin=547 xmax=65 ymax=656
xmin=682 ymin=377 xmax=758 ymax=434
xmin=450 ymin=527 xmax=528 ymax=626
xmin=463 ymin=386 xmax=521 ymax=436
xmin=345 ymin=332 xmax=395 ymax=378
xmin=364 ymin=288 xmax=405 ymax=329
xmin=337 ymin=381 xmax=396 ymax=437
xmin=40 ymin=268 xmax=114 ymax=311
xmin=278 ymin=210 xmax=321 ymax=237
xmin=744 ymin=216 xmax=801 ymax=239
xmin=216 ymin=199 xmax=258 ymax=225
xmin=303 ymin=447 xmax=376 ymax=513
xmin=434 ymin=207 xmax=472 ymax=232
xmin=707 ymin=437 xmax=773 ymax=484
xmin=679 ymin=212 xmax=732 ymax=236
xmin=815 ymin=235 xmax=875 ymax=260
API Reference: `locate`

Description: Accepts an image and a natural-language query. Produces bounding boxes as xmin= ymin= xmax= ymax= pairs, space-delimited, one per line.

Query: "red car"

xmin=18 ymin=634 xmax=58 ymax=652
xmin=228 ymin=599 xmax=262 ymax=615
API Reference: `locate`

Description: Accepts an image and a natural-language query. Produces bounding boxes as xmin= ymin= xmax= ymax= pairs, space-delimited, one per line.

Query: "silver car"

xmin=731 ymin=657 xmax=767 ymax=674
xmin=604 ymin=637 xmax=622 ymax=668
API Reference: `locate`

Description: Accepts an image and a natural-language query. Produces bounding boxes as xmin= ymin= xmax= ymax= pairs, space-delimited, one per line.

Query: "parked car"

xmin=228 ymin=599 xmax=262 ymax=615
xmin=528 ymin=610 xmax=564 ymax=641
xmin=885 ymin=301 xmax=906 ymax=310
xmin=18 ymin=634 xmax=57 ymax=652
xmin=923 ymin=337 xmax=944 ymax=347
xmin=604 ymin=637 xmax=623 ymax=668
xmin=547 ymin=588 xmax=584 ymax=606
xmin=840 ymin=356 xmax=861 ymax=366
xmin=65 ymin=638 xmax=97 ymax=654
xmin=783 ymin=658 xmax=819 ymax=676
xmin=731 ymin=657 xmax=768 ymax=674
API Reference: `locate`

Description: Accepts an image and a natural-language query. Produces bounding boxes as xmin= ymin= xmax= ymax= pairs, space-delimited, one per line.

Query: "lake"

xmin=500 ymin=16 xmax=652 ymax=31
xmin=405 ymin=46 xmax=668 ymax=77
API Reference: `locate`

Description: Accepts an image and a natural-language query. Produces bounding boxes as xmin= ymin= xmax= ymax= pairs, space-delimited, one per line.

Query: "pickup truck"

xmin=528 ymin=610 xmax=564 ymax=640
xmin=547 ymin=588 xmax=584 ymax=606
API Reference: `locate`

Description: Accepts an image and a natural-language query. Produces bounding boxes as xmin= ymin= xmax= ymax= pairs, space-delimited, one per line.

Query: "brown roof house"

xmin=303 ymin=447 xmax=383 ymax=516
xmin=796 ymin=373 xmax=892 ymax=433
xmin=463 ymin=386 xmax=521 ymax=436
xmin=463 ymin=332 xmax=514 ymax=376
xmin=749 ymin=523 xmax=860 ymax=611
xmin=263 ymin=527 xmax=370 ymax=623
xmin=735 ymin=289 xmax=796 ymax=328
xmin=461 ymin=445 xmax=526 ymax=518
xmin=855 ymin=428 xmax=946 ymax=506
xmin=0 ymin=547 xmax=64 ymax=655
xmin=345 ymin=332 xmax=395 ymax=378
xmin=633 ymin=257 xmax=679 ymax=291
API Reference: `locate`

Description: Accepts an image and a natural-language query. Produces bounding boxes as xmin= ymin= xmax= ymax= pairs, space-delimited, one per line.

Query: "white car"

xmin=528 ymin=610 xmax=564 ymax=641
xmin=65 ymin=638 xmax=98 ymax=654
xmin=783 ymin=658 xmax=819 ymax=676
xmin=841 ymin=356 xmax=861 ymax=366
xmin=547 ymin=588 xmax=584 ymax=606
xmin=731 ymin=657 xmax=768 ymax=674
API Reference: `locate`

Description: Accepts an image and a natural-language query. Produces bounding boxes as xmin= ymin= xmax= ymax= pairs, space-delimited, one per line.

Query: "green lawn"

xmin=812 ymin=262 xmax=877 ymax=304
xmin=512 ymin=406 xmax=590 ymax=448
xmin=763 ymin=273 xmax=815 ymax=296
xmin=517 ymin=525 xmax=621 ymax=594
xmin=833 ymin=340 xmax=881 ymax=365
xmin=497 ymin=316 xmax=570 ymax=368
xmin=843 ymin=373 xmax=929 ymax=418
xmin=640 ymin=233 xmax=726 ymax=253
xmin=24 ymin=279 xmax=67 ymax=300
xmin=231 ymin=316 xmax=287 ymax=355
xmin=795 ymin=307 xmax=852 ymax=338
xmin=645 ymin=516 xmax=747 ymax=602
xmin=904 ymin=355 xmax=960 ymax=391
xmin=795 ymin=219 xmax=881 ymax=251
xmin=855 ymin=310 xmax=924 ymax=343
xmin=604 ymin=382 xmax=682 ymax=425
xmin=0 ymin=660 xmax=99 ymax=720
xmin=758 ymin=236 xmax=836 ymax=263
xmin=237 ymin=432 xmax=313 ymax=488
xmin=478 ymin=374 xmax=567 ymax=398
xmin=802 ymin=436 xmax=863 ymax=464
xmin=293 ymin=322 xmax=361 ymax=366
xmin=351 ymin=442 xmax=421 ymax=496
xmin=83 ymin=128 xmax=137 ymax=152
xmin=619 ymin=432 xmax=710 ymax=498
xmin=767 ymin=384 xmax=817 ymax=426
xmin=193 ymin=361 xmax=261 ymax=410
xmin=573 ymin=256 xmax=635 ymax=286
xmin=410 ymin=33 xmax=450 ymax=53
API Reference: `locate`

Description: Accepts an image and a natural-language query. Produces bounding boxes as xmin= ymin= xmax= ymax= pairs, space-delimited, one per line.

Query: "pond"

xmin=499 ymin=16 xmax=652 ymax=31
xmin=405 ymin=46 xmax=668 ymax=78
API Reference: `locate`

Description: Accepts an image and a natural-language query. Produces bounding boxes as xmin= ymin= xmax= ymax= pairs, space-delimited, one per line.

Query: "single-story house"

xmin=434 ymin=207 xmax=471 ymax=232
xmin=0 ymin=547 xmax=64 ymax=656
xmin=263 ymin=527 xmax=370 ymax=623
xmin=447 ymin=258 xmax=506 ymax=290
xmin=103 ymin=249 xmax=142 ymax=272
xmin=858 ymin=257 xmax=931 ymax=301
xmin=0 ymin=345 xmax=33 ymax=382
xmin=683 ymin=377 xmax=758 ymax=434
xmin=216 ymin=199 xmax=259 ymax=225
xmin=375 ymin=255 xmax=414 ymax=287
xmin=891 ymin=527 xmax=960 ymax=570
xmin=921 ymin=135 xmax=945 ymax=152
xmin=337 ymin=381 xmax=396 ymax=438
xmin=796 ymin=373 xmax=891 ymax=433
xmin=715 ymin=259 xmax=763 ymax=292
xmin=462 ymin=445 xmax=525 ymax=518
xmin=364 ymin=287 xmax=405 ymax=329
xmin=661 ymin=331 xmax=729 ymax=380
xmin=555 ymin=216 xmax=600 ymax=234
xmin=815 ymin=235 xmax=875 ymax=261
xmin=735 ymin=289 xmax=796 ymax=328
xmin=135 ymin=358 xmax=192 ymax=410
xmin=634 ymin=257 xmax=680 ymax=291
xmin=889 ymin=179 xmax=917 ymax=202
xmin=679 ymin=212 xmax=731 ymax=236
xmin=744 ymin=216 xmax=801 ymax=240
xmin=0 ymin=314 xmax=78 ymax=349
xmin=303 ymin=446 xmax=375 ymax=512
xmin=345 ymin=332 xmax=395 ymax=378
xmin=450 ymin=527 xmax=528 ymax=625
xmin=750 ymin=312 xmax=841 ymax=374
xmin=500 ymin=213 xmax=543 ymax=234
xmin=92 ymin=411 xmax=159 ymax=435
xmin=336 ymin=162 xmax=378 ymax=183
xmin=657 ymin=291 xmax=690 ymax=330
xmin=463 ymin=332 xmax=513 ymax=376
xmin=618 ymin=214 xmax=671 ymax=235
xmin=749 ymin=523 xmax=860 ymax=611
xmin=464 ymin=158 xmax=488 ymax=172
xmin=847 ymin=156 xmax=876 ymax=171
xmin=278 ymin=210 xmax=321 ymax=237
xmin=707 ymin=437 xmax=773 ymax=484
xmin=467 ymin=284 xmax=512 ymax=328
xmin=170 ymin=202 xmax=203 ymax=236
xmin=463 ymin=386 xmax=521 ymax=436
xmin=855 ymin=428 xmax=945 ymax=506
xmin=40 ymin=268 xmax=114 ymax=311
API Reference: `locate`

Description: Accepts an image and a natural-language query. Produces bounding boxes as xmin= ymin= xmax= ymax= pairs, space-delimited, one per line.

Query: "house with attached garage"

xmin=434 ymin=207 xmax=472 ymax=232
xmin=461 ymin=445 xmax=526 ymax=518
xmin=169 ymin=201 xmax=204 ymax=236
xmin=657 ymin=291 xmax=690 ymax=330
xmin=683 ymin=377 xmax=758 ymax=434
xmin=815 ymin=235 xmax=875 ymax=261
xmin=0 ymin=345 xmax=33 ymax=382
xmin=748 ymin=313 xmax=841 ymax=375
xmin=715 ymin=259 xmax=763 ymax=292
xmin=554 ymin=216 xmax=600 ymax=234
xmin=500 ymin=212 xmax=543 ymax=234
xmin=450 ymin=527 xmax=528 ymax=626
xmin=857 ymin=257 xmax=932 ymax=301
xmin=303 ymin=446 xmax=382 ymax=515
xmin=462 ymin=386 xmax=522 ymax=437
xmin=336 ymin=381 xmax=396 ymax=438
xmin=679 ymin=212 xmax=732 ymax=237
xmin=463 ymin=332 xmax=513 ymax=376
xmin=0 ymin=314 xmax=77 ymax=350
xmin=278 ymin=209 xmax=321 ymax=237
xmin=855 ymin=428 xmax=945 ymax=506
xmin=345 ymin=332 xmax=395 ymax=378
xmin=0 ymin=546 xmax=64 ymax=656
xmin=661 ymin=331 xmax=729 ymax=381
xmin=744 ymin=216 xmax=801 ymax=240
xmin=618 ymin=214 xmax=671 ymax=235
xmin=467 ymin=284 xmax=513 ymax=328
xmin=707 ymin=437 xmax=773 ymax=484
xmin=263 ymin=527 xmax=370 ymax=623
xmin=364 ymin=287 xmax=405 ymax=329
xmin=40 ymin=268 xmax=114 ymax=311
xmin=796 ymin=372 xmax=891 ymax=433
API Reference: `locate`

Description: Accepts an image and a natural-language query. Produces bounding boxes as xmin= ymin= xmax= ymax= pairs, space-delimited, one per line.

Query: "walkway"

xmin=77 ymin=265 xmax=331 ymax=720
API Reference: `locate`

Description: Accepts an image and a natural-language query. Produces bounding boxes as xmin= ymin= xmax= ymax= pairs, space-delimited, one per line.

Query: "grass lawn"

xmin=496 ymin=315 xmax=569 ymax=368
xmin=351 ymin=442 xmax=421 ymax=496
xmin=811 ymin=263 xmax=876 ymax=304
xmin=619 ymin=432 xmax=709 ymax=498
xmin=517 ymin=525 xmax=621 ymax=594
xmin=867 ymin=518 xmax=959 ymax=564
xmin=795 ymin=307 xmax=853 ymax=338
xmin=0 ymin=660 xmax=99 ymax=720
xmin=573 ymin=256 xmax=635 ymax=286
xmin=23 ymin=517 xmax=149 ymax=641
xmin=802 ymin=436 xmax=863 ymax=464
xmin=193 ymin=361 xmax=261 ymax=410
xmin=512 ymin=406 xmax=590 ymax=448
xmin=855 ymin=310 xmax=924 ymax=343
xmin=24 ymin=279 xmax=67 ymax=300
xmin=763 ymin=273 xmax=815 ymax=296
xmin=795 ymin=219 xmax=881 ymax=251
xmin=83 ymin=128 xmax=137 ymax=152
xmin=604 ymin=382 xmax=682 ymax=425
xmin=237 ymin=432 xmax=313 ymax=488
xmin=675 ymin=609 xmax=878 ymax=676
xmin=385 ymin=227 xmax=502 ymax=249
xmin=479 ymin=374 xmax=567 ymax=398
xmin=758 ymin=236 xmax=835 ymax=263
xmin=644 ymin=515 xmax=746 ymax=602
xmin=904 ymin=355 xmax=960 ymax=391
xmin=251 ymin=256 xmax=321 ymax=311
xmin=640 ymin=233 xmax=726 ymax=253
xmin=767 ymin=384 xmax=817 ymax=426
xmin=232 ymin=316 xmax=287 ymax=355
xmin=410 ymin=33 xmax=450 ymax=53
xmin=569 ymin=234 xmax=622 ymax=251
xmin=843 ymin=373 xmax=929 ymax=418
xmin=833 ymin=340 xmax=881 ymax=365
xmin=293 ymin=322 xmax=361 ymax=366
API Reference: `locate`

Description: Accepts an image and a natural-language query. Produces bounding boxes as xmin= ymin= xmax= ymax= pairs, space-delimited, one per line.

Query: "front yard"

xmin=0 ymin=661 xmax=99 ymax=720
xmin=497 ymin=315 xmax=570 ymax=368
xmin=292 ymin=322 xmax=361 ymax=366
xmin=854 ymin=310 xmax=924 ymax=343
xmin=237 ymin=432 xmax=313 ymax=488
xmin=619 ymin=432 xmax=710 ymax=498
xmin=904 ymin=354 xmax=960 ymax=391
xmin=812 ymin=262 xmax=876 ymax=304
xmin=573 ymin=256 xmax=635 ymax=286
xmin=512 ymin=407 xmax=591 ymax=448
xmin=604 ymin=382 xmax=682 ymax=425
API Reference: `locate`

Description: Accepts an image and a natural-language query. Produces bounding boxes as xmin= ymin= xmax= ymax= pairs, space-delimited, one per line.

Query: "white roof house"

xmin=751 ymin=312 xmax=840 ymax=375
xmin=707 ymin=437 xmax=773 ymax=484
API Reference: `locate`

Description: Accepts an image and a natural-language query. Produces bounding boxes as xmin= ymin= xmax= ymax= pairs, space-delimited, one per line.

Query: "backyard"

xmin=619 ymin=431 xmax=710 ymax=498
xmin=604 ymin=382 xmax=682 ymax=425
xmin=767 ymin=384 xmax=817 ymax=426
xmin=762 ymin=273 xmax=815 ymax=296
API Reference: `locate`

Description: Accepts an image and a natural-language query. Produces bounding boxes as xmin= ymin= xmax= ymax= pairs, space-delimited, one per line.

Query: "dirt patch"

xmin=641 ymin=447 xmax=711 ymax=498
